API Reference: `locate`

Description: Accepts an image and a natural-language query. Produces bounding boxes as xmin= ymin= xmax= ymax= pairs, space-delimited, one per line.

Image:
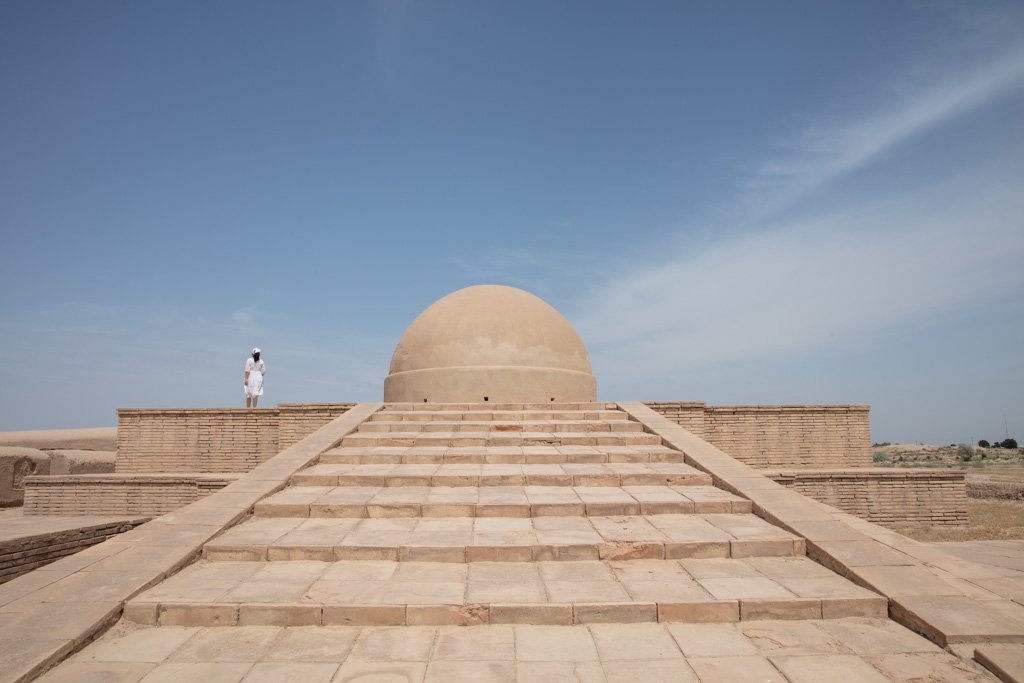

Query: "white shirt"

xmin=245 ymin=358 xmax=266 ymax=375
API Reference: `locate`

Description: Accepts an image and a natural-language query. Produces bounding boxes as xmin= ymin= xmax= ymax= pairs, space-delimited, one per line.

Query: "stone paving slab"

xmin=123 ymin=558 xmax=884 ymax=627
xmin=320 ymin=443 xmax=684 ymax=464
xmin=293 ymin=462 xmax=711 ymax=487
xmin=40 ymin=618 xmax=993 ymax=682
xmin=203 ymin=513 xmax=800 ymax=562
xmin=254 ymin=484 xmax=750 ymax=518
xmin=976 ymin=644 xmax=1024 ymax=683
xmin=938 ymin=541 xmax=1024 ymax=575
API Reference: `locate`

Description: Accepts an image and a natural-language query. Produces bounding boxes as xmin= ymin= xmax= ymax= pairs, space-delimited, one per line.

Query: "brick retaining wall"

xmin=0 ymin=518 xmax=147 ymax=584
xmin=765 ymin=468 xmax=968 ymax=527
xmin=23 ymin=474 xmax=236 ymax=516
xmin=645 ymin=402 xmax=871 ymax=469
xmin=115 ymin=404 xmax=354 ymax=473
xmin=116 ymin=409 xmax=279 ymax=473
xmin=279 ymin=403 xmax=356 ymax=448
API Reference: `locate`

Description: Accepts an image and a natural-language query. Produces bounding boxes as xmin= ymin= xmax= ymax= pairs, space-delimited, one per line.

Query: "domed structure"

xmin=384 ymin=285 xmax=597 ymax=403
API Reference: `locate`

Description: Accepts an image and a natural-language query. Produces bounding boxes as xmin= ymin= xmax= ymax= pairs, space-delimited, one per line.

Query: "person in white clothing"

xmin=244 ymin=347 xmax=267 ymax=408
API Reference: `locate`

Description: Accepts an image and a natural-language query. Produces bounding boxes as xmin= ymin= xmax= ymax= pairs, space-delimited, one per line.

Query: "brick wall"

xmin=117 ymin=409 xmax=279 ymax=473
xmin=766 ymin=469 xmax=968 ymax=527
xmin=23 ymin=474 xmax=236 ymax=516
xmin=0 ymin=518 xmax=146 ymax=584
xmin=116 ymin=405 xmax=354 ymax=473
xmin=645 ymin=402 xmax=871 ymax=469
xmin=643 ymin=402 xmax=707 ymax=436
xmin=279 ymin=403 xmax=356 ymax=448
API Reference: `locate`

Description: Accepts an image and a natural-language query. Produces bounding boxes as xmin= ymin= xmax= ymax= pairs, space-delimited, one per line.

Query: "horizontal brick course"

xmin=115 ymin=403 xmax=354 ymax=473
xmin=764 ymin=468 xmax=968 ymax=527
xmin=0 ymin=518 xmax=146 ymax=584
xmin=23 ymin=474 xmax=236 ymax=516
xmin=645 ymin=402 xmax=871 ymax=470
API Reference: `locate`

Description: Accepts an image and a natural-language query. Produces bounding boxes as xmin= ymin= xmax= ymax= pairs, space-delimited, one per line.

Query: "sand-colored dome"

xmin=384 ymin=285 xmax=596 ymax=403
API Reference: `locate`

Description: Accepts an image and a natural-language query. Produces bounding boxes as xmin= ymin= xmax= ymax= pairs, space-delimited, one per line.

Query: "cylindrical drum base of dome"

xmin=383 ymin=366 xmax=597 ymax=403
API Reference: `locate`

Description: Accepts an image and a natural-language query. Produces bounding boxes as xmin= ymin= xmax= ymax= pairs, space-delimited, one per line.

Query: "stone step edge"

xmin=341 ymin=436 xmax=663 ymax=447
xmin=357 ymin=422 xmax=643 ymax=432
xmin=318 ymin=453 xmax=686 ymax=465
xmin=124 ymin=595 xmax=886 ymax=627
xmin=369 ymin=413 xmax=631 ymax=421
xmin=291 ymin=473 xmax=712 ymax=488
xmin=253 ymin=499 xmax=752 ymax=518
xmin=382 ymin=403 xmax=618 ymax=410
xmin=343 ymin=432 xmax=659 ymax=440
xmin=203 ymin=538 xmax=805 ymax=563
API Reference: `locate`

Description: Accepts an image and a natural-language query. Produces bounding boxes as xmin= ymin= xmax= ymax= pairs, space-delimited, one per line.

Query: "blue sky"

xmin=1 ymin=1 xmax=1022 ymax=444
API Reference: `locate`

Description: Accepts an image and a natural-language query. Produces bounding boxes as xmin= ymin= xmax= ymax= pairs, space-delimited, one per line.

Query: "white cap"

xmin=252 ymin=347 xmax=261 ymax=355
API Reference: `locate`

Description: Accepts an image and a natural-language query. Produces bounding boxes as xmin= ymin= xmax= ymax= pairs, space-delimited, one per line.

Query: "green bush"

xmin=955 ymin=445 xmax=974 ymax=462
xmin=978 ymin=439 xmax=990 ymax=448
xmin=1001 ymin=438 xmax=1018 ymax=449
xmin=872 ymin=451 xmax=890 ymax=464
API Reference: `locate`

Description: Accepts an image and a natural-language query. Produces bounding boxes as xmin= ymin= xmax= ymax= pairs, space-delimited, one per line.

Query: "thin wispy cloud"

xmin=736 ymin=15 xmax=1024 ymax=222
xmin=574 ymin=8 xmax=1024 ymax=391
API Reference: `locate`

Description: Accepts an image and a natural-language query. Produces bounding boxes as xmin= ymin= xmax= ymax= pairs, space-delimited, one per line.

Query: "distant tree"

xmin=978 ymin=439 xmax=991 ymax=448
xmin=1001 ymin=438 xmax=1018 ymax=449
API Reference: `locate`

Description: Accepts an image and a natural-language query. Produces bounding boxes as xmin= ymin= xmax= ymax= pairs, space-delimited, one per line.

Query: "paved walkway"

xmin=39 ymin=618 xmax=993 ymax=682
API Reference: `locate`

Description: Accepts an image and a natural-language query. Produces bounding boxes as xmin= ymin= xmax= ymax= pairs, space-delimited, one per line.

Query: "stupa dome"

xmin=384 ymin=284 xmax=597 ymax=403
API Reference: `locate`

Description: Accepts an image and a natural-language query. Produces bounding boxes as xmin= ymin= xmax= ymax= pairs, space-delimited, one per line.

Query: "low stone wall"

xmin=765 ymin=468 xmax=968 ymax=527
xmin=0 ymin=518 xmax=147 ymax=584
xmin=23 ymin=474 xmax=236 ymax=516
xmin=645 ymin=402 xmax=871 ymax=469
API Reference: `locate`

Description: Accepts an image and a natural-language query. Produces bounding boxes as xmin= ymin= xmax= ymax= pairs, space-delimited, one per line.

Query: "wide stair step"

xmin=203 ymin=514 xmax=802 ymax=562
xmin=320 ymin=444 xmax=684 ymax=464
xmin=341 ymin=431 xmax=663 ymax=447
xmin=381 ymin=402 xmax=619 ymax=411
xmin=254 ymin=485 xmax=749 ymax=518
xmin=369 ymin=409 xmax=631 ymax=421
xmin=292 ymin=463 xmax=711 ymax=487
xmin=125 ymin=556 xmax=885 ymax=627
xmin=357 ymin=419 xmax=645 ymax=433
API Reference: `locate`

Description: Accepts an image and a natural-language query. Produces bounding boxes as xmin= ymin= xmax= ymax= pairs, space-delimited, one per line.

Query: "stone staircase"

xmin=125 ymin=403 xmax=885 ymax=627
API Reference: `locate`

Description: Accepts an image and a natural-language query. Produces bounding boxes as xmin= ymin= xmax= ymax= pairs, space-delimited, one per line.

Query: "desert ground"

xmin=874 ymin=442 xmax=1024 ymax=541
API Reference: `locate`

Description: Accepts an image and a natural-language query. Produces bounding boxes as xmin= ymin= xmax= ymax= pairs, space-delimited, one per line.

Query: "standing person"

xmin=244 ymin=347 xmax=266 ymax=408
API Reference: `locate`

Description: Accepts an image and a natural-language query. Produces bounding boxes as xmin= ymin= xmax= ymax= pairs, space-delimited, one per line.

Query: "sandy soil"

xmin=0 ymin=427 xmax=116 ymax=451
